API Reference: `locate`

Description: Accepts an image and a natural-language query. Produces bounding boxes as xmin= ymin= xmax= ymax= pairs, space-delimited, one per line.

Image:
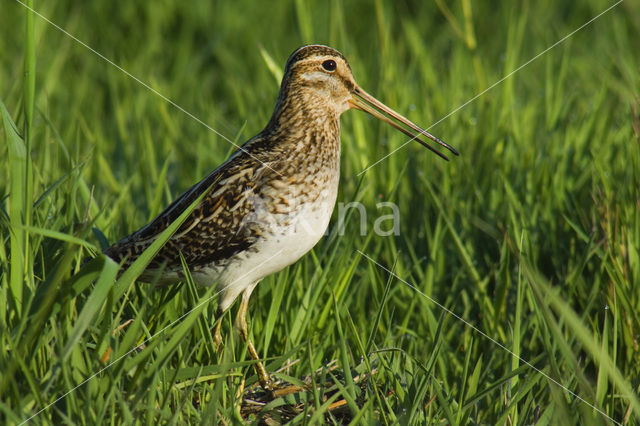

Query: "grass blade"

xmin=1 ymin=99 xmax=27 ymax=315
xmin=60 ymin=256 xmax=119 ymax=361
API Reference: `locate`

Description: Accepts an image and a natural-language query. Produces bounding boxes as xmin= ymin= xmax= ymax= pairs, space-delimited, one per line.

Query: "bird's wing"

xmin=104 ymin=148 xmax=271 ymax=273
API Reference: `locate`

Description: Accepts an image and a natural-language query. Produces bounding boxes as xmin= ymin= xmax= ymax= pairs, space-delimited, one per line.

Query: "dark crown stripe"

xmin=285 ymin=45 xmax=347 ymax=71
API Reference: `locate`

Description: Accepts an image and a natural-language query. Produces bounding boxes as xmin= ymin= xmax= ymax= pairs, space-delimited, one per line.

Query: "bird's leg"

xmin=235 ymin=286 xmax=273 ymax=390
xmin=212 ymin=308 xmax=224 ymax=351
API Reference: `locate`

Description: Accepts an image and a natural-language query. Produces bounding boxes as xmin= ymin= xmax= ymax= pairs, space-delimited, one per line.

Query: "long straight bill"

xmin=350 ymin=87 xmax=459 ymax=161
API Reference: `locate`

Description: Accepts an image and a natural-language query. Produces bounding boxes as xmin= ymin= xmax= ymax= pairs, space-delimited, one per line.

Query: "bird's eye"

xmin=322 ymin=59 xmax=337 ymax=72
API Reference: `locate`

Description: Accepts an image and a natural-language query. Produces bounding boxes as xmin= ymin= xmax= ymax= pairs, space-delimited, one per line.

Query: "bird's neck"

xmin=269 ymin=88 xmax=340 ymax=125
xmin=259 ymin=91 xmax=341 ymax=175
xmin=267 ymin=92 xmax=341 ymax=148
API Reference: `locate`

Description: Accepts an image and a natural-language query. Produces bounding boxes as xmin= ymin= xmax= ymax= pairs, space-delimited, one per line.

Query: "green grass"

xmin=1 ymin=0 xmax=639 ymax=424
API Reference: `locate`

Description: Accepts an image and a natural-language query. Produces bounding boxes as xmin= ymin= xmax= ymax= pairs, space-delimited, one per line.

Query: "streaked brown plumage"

xmin=104 ymin=44 xmax=457 ymax=389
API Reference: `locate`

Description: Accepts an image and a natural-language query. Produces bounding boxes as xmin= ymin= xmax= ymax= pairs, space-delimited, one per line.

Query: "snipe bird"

xmin=104 ymin=44 xmax=458 ymax=389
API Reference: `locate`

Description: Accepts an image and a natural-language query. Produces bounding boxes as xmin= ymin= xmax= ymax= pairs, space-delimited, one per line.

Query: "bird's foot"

xmin=255 ymin=360 xmax=275 ymax=391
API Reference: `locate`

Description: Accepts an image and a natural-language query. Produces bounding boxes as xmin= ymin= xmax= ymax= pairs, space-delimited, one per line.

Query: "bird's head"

xmin=282 ymin=45 xmax=356 ymax=115
xmin=278 ymin=44 xmax=458 ymax=160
